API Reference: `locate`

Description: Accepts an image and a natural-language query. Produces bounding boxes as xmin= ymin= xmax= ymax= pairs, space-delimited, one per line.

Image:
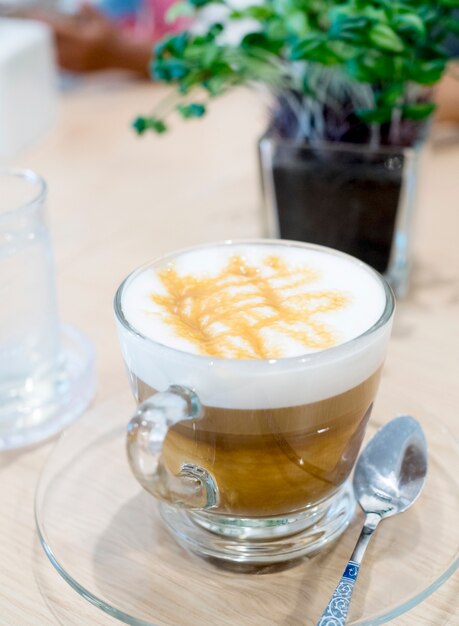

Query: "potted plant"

xmin=133 ymin=0 xmax=459 ymax=295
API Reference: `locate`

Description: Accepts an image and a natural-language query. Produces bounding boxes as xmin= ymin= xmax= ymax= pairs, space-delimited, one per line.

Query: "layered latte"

xmin=117 ymin=242 xmax=391 ymax=516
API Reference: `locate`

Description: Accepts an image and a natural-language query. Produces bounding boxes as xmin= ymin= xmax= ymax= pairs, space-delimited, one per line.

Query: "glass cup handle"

xmin=126 ymin=384 xmax=218 ymax=509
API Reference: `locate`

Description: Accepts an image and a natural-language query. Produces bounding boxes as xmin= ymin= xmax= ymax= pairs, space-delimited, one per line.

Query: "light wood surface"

xmin=1 ymin=79 xmax=458 ymax=625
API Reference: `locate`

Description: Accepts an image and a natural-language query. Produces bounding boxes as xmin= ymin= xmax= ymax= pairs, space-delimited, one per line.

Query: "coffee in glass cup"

xmin=114 ymin=240 xmax=394 ymax=564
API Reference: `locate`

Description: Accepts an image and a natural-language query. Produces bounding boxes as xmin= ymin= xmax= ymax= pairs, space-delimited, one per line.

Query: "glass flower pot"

xmin=259 ymin=135 xmax=424 ymax=297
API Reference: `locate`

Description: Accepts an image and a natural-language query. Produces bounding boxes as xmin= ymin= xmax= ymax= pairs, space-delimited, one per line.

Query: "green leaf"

xmin=289 ymin=34 xmax=325 ymax=60
xmin=439 ymin=0 xmax=459 ymax=7
xmin=378 ymin=83 xmax=405 ymax=107
xmin=241 ymin=32 xmax=284 ymax=54
xmin=328 ymin=5 xmax=356 ymax=23
xmin=328 ymin=40 xmax=359 ymax=61
xmin=402 ymin=102 xmax=436 ymax=120
xmin=154 ymin=32 xmax=189 ymax=58
xmin=285 ymin=11 xmax=309 ymax=36
xmin=329 ymin=16 xmax=369 ymax=42
xmin=154 ymin=36 xmax=174 ymax=58
xmin=236 ymin=5 xmax=274 ymax=20
xmin=369 ymin=24 xmax=404 ymax=53
xmin=290 ymin=35 xmax=344 ymax=64
xmin=151 ymin=59 xmax=167 ymax=80
xmin=201 ymin=45 xmax=220 ymax=67
xmin=346 ymin=53 xmax=395 ymax=82
xmin=266 ymin=19 xmax=288 ymax=41
xmin=165 ymin=1 xmax=194 ymax=23
xmin=443 ymin=16 xmax=459 ymax=37
xmin=308 ymin=44 xmax=343 ymax=65
xmin=393 ymin=13 xmax=426 ymax=39
xmin=188 ymin=0 xmax=220 ymax=7
xmin=418 ymin=6 xmax=440 ymax=26
xmin=358 ymin=6 xmax=388 ymax=23
xmin=345 ymin=57 xmax=375 ymax=82
xmin=366 ymin=54 xmax=395 ymax=79
xmin=132 ymin=117 xmax=168 ymax=134
xmin=356 ymin=107 xmax=393 ymax=124
xmin=153 ymin=58 xmax=189 ymax=81
xmin=173 ymin=32 xmax=190 ymax=55
xmin=408 ymin=59 xmax=446 ymax=85
xmin=207 ymin=23 xmax=224 ymax=39
xmin=202 ymin=77 xmax=224 ymax=95
xmin=177 ymin=103 xmax=207 ymax=118
xmin=132 ymin=117 xmax=147 ymax=135
xmin=150 ymin=119 xmax=168 ymax=133
xmin=178 ymin=69 xmax=208 ymax=93
xmin=420 ymin=43 xmax=450 ymax=60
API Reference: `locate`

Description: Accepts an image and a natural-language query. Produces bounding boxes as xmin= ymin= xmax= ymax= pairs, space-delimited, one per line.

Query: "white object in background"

xmin=0 ymin=18 xmax=57 ymax=159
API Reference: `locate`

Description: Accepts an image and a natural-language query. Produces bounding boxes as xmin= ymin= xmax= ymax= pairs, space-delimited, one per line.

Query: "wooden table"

xmin=1 ymin=80 xmax=458 ymax=625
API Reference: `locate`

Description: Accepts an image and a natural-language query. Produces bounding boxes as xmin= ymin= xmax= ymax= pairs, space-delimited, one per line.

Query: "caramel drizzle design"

xmin=150 ymin=255 xmax=349 ymax=359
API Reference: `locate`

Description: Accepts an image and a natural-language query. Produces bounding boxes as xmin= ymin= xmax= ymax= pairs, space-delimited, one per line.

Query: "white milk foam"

xmin=117 ymin=242 xmax=392 ymax=409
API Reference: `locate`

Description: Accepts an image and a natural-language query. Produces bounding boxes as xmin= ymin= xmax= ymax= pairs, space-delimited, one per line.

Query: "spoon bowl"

xmin=354 ymin=415 xmax=428 ymax=518
xmin=317 ymin=415 xmax=428 ymax=626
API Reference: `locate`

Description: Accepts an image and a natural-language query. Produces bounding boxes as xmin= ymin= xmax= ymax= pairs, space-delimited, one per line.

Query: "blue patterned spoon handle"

xmin=316 ymin=513 xmax=382 ymax=626
xmin=316 ymin=561 xmax=360 ymax=626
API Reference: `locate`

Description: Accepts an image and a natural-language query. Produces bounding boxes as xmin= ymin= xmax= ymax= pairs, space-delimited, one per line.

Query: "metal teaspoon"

xmin=316 ymin=415 xmax=428 ymax=626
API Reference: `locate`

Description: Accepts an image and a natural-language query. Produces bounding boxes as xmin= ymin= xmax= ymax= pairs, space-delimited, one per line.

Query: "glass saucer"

xmin=35 ymin=394 xmax=459 ymax=626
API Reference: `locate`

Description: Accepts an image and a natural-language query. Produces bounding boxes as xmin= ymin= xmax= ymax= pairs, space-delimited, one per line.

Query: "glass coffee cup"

xmin=114 ymin=240 xmax=395 ymax=564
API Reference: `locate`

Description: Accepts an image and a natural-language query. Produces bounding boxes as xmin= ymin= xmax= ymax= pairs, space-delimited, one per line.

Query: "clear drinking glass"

xmin=0 ymin=169 xmax=95 ymax=449
xmin=114 ymin=240 xmax=395 ymax=565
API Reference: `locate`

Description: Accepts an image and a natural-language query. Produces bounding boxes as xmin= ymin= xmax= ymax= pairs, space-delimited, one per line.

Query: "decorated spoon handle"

xmin=316 ymin=513 xmax=381 ymax=626
xmin=316 ymin=561 xmax=360 ymax=626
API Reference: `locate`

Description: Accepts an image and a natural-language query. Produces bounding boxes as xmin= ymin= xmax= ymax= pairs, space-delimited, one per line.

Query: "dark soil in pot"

xmin=271 ymin=146 xmax=404 ymax=274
